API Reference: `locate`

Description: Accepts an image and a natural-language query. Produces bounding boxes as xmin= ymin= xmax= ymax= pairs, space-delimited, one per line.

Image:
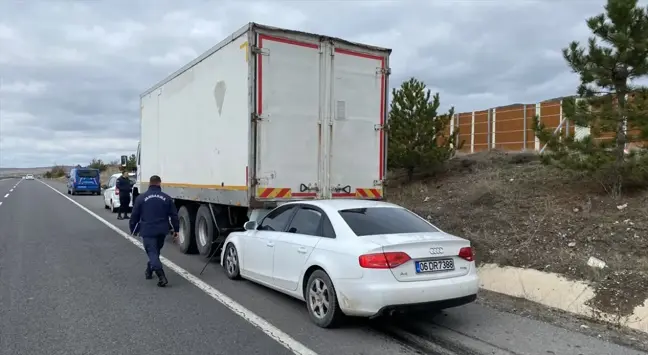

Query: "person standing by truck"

xmin=129 ymin=175 xmax=179 ymax=287
xmin=116 ymin=170 xmax=133 ymax=220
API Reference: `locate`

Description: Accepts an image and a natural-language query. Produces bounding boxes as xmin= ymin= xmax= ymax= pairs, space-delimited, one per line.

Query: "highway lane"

xmin=0 ymin=178 xmax=21 ymax=208
xmin=5 ymin=178 xmax=647 ymax=355
xmin=0 ymin=177 xmax=20 ymax=197
xmin=0 ymin=179 xmax=294 ymax=355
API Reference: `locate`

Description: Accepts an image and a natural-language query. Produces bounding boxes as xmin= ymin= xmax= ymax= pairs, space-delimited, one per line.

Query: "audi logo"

xmin=429 ymin=247 xmax=444 ymax=255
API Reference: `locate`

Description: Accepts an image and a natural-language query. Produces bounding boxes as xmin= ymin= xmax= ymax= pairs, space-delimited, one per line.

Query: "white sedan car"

xmin=25 ymin=174 xmax=34 ymax=180
xmin=220 ymin=199 xmax=479 ymax=328
xmin=102 ymin=172 xmax=136 ymax=212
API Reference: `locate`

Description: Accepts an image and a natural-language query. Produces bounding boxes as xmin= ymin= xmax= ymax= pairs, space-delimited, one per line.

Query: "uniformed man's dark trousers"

xmin=119 ymin=194 xmax=131 ymax=217
xmin=143 ymin=234 xmax=165 ymax=272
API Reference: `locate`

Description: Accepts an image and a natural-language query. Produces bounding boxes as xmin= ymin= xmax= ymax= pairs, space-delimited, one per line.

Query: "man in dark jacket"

xmin=116 ymin=171 xmax=132 ymax=220
xmin=129 ymin=175 xmax=179 ymax=287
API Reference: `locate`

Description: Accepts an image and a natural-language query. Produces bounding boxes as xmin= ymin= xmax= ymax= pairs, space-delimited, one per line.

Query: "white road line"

xmin=3 ymin=194 xmax=8 ymax=198
xmin=0 ymin=201 xmax=3 ymax=206
xmin=38 ymin=179 xmax=317 ymax=355
xmin=10 ymin=189 xmax=13 ymax=192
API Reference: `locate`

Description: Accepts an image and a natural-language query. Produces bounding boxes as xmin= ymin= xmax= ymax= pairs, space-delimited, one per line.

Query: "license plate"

xmin=415 ymin=259 xmax=455 ymax=273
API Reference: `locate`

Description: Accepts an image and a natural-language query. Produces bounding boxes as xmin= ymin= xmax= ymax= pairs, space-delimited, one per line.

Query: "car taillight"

xmin=359 ymin=252 xmax=411 ymax=269
xmin=458 ymin=247 xmax=474 ymax=261
xmin=115 ymin=188 xmax=119 ymax=195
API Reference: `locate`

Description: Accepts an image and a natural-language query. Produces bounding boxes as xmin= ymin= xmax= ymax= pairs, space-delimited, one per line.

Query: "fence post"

xmin=470 ymin=111 xmax=475 ymax=153
xmin=559 ymin=100 xmax=564 ymax=141
xmin=623 ymin=93 xmax=629 ymax=154
xmin=453 ymin=113 xmax=459 ymax=149
xmin=487 ymin=109 xmax=492 ymax=151
xmin=535 ymin=103 xmax=541 ymax=151
xmin=450 ymin=112 xmax=455 ymax=142
xmin=523 ymin=104 xmax=527 ymax=151
xmin=562 ymin=100 xmax=568 ymax=138
xmin=492 ymin=108 xmax=497 ymax=150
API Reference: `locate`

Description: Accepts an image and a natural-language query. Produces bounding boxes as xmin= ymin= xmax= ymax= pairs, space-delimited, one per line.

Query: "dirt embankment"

xmin=387 ymin=150 xmax=648 ymax=319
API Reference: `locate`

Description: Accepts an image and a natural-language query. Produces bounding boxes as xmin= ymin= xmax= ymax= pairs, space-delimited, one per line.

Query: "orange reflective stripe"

xmin=257 ymin=188 xmax=293 ymax=199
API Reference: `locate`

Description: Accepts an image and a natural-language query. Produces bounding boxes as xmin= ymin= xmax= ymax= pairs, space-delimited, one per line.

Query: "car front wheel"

xmin=223 ymin=243 xmax=241 ymax=280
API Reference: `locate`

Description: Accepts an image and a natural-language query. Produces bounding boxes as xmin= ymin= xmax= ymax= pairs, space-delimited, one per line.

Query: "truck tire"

xmin=177 ymin=205 xmax=197 ymax=254
xmin=195 ymin=204 xmax=217 ymax=257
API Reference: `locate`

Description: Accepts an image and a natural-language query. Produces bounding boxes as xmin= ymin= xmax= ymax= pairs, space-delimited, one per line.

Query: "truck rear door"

xmin=253 ymin=33 xmax=323 ymax=201
xmin=327 ymin=46 xmax=388 ymax=199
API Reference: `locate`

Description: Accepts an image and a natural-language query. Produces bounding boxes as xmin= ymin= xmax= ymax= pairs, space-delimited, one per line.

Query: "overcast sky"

xmin=0 ymin=0 xmax=636 ymax=168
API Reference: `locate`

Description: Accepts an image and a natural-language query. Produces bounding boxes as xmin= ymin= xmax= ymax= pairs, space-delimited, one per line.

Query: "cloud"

xmin=0 ymin=0 xmax=638 ymax=167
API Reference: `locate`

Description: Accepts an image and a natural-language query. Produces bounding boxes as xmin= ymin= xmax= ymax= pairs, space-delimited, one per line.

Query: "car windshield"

xmin=338 ymin=207 xmax=440 ymax=237
xmin=77 ymin=170 xmax=99 ymax=178
xmin=129 ymin=176 xmax=137 ymax=184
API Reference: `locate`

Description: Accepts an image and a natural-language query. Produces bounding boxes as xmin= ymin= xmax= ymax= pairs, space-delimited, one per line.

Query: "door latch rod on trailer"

xmin=299 ymin=183 xmax=320 ymax=193
xmin=331 ymin=185 xmax=352 ymax=194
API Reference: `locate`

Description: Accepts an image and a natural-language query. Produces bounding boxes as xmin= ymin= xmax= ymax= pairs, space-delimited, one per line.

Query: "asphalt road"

xmin=1 ymin=178 xmax=645 ymax=355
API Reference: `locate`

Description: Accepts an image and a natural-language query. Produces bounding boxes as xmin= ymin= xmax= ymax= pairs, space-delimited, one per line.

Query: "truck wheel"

xmin=177 ymin=206 xmax=197 ymax=254
xmin=305 ymin=270 xmax=345 ymax=328
xmin=195 ymin=205 xmax=216 ymax=257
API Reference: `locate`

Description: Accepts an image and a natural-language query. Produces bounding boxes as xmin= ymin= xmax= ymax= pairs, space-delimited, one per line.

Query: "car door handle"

xmin=266 ymin=241 xmax=275 ymax=247
xmin=297 ymin=247 xmax=308 ymax=254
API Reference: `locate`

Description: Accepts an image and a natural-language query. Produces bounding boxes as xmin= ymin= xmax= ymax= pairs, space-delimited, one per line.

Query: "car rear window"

xmin=338 ymin=207 xmax=440 ymax=236
xmin=77 ymin=170 xmax=99 ymax=178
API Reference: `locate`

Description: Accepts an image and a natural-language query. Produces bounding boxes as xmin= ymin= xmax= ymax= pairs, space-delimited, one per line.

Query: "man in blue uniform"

xmin=129 ymin=175 xmax=179 ymax=287
xmin=116 ymin=171 xmax=132 ymax=220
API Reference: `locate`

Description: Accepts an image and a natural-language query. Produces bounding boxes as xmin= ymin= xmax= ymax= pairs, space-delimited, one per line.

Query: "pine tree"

xmin=88 ymin=158 xmax=108 ymax=172
xmin=535 ymin=0 xmax=648 ymax=197
xmin=388 ymin=78 xmax=459 ymax=181
xmin=126 ymin=154 xmax=137 ymax=171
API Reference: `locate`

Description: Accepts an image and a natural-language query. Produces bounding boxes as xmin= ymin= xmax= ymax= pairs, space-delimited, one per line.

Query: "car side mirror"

xmin=243 ymin=221 xmax=258 ymax=231
xmin=65 ymin=175 xmax=70 ymax=178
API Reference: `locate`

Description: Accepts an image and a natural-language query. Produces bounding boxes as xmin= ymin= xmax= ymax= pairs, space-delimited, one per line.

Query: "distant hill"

xmin=0 ymin=166 xmax=75 ymax=177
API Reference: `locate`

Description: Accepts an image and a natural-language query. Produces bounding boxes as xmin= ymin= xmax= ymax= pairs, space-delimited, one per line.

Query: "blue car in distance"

xmin=67 ymin=167 xmax=101 ymax=195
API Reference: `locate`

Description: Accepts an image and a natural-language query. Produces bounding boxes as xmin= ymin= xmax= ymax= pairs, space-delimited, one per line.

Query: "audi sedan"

xmin=220 ymin=199 xmax=479 ymax=328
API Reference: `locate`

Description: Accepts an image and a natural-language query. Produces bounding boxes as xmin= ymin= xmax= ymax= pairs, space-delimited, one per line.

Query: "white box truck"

xmin=135 ymin=22 xmax=391 ymax=256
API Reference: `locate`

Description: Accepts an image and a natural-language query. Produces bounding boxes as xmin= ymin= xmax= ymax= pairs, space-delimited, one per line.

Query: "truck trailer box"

xmin=139 ymin=22 xmax=391 ymax=208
